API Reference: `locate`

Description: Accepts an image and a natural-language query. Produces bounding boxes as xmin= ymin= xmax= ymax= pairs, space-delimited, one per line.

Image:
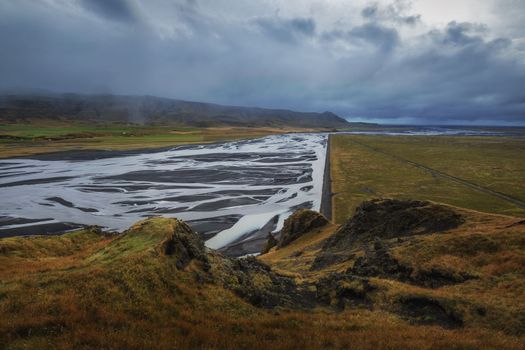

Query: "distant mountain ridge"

xmin=0 ymin=93 xmax=351 ymax=129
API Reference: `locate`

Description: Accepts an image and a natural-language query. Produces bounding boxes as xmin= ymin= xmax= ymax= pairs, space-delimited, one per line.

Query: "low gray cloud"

xmin=255 ymin=17 xmax=316 ymax=43
xmin=362 ymin=5 xmax=378 ymax=19
xmin=349 ymin=23 xmax=399 ymax=52
xmin=80 ymin=0 xmax=137 ymax=22
xmin=0 ymin=0 xmax=523 ymax=125
xmin=441 ymin=21 xmax=487 ymax=46
xmin=361 ymin=1 xmax=420 ymax=26
xmin=322 ymin=23 xmax=399 ymax=53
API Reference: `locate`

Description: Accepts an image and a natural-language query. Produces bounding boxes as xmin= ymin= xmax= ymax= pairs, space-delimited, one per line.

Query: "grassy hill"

xmin=1 ymin=200 xmax=524 ymax=349
xmin=0 ymin=93 xmax=350 ymax=129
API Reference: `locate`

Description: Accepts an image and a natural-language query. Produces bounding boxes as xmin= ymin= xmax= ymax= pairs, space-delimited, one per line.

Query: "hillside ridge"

xmin=1 ymin=199 xmax=524 ymax=349
xmin=0 ymin=93 xmax=353 ymax=129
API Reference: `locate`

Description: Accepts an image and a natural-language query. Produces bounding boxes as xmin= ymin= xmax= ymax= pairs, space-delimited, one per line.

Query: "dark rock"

xmin=145 ymin=219 xmax=316 ymax=309
xmin=506 ymin=219 xmax=525 ymax=228
xmin=344 ymin=239 xmax=475 ymax=288
xmin=312 ymin=199 xmax=463 ymax=270
xmin=324 ymin=199 xmax=464 ymax=251
xmin=373 ymin=236 xmax=385 ymax=250
xmin=223 ymin=256 xmax=315 ymax=309
xmin=412 ymin=267 xmax=478 ymax=288
xmin=348 ymin=240 xmax=413 ymax=281
xmin=291 ymin=250 xmax=303 ymax=257
xmin=310 ymin=252 xmax=352 ymax=270
xmin=86 ymin=225 xmax=104 ymax=235
xmin=395 ymin=295 xmax=464 ymax=329
xmin=160 ymin=220 xmax=210 ymax=271
xmin=316 ymin=273 xmax=376 ymax=309
xmin=261 ymin=233 xmax=278 ymax=254
xmin=475 ymin=306 xmax=487 ymax=317
xmin=278 ymin=209 xmax=329 ymax=248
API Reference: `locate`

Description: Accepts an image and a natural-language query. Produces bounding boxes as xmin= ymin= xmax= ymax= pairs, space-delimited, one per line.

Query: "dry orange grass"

xmin=260 ymin=204 xmax=525 ymax=339
xmin=1 ymin=213 xmax=524 ymax=349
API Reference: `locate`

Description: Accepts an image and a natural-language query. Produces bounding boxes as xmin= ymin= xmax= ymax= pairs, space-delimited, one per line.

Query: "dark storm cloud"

xmin=0 ymin=0 xmax=523 ymax=125
xmin=349 ymin=23 xmax=399 ymax=51
xmin=441 ymin=21 xmax=487 ymax=46
xmin=361 ymin=1 xmax=420 ymax=26
xmin=81 ymin=0 xmax=137 ymax=22
xmin=402 ymin=15 xmax=420 ymax=25
xmin=322 ymin=23 xmax=399 ymax=53
xmin=362 ymin=5 xmax=378 ymax=19
xmin=336 ymin=22 xmax=525 ymax=123
xmin=255 ymin=17 xmax=316 ymax=43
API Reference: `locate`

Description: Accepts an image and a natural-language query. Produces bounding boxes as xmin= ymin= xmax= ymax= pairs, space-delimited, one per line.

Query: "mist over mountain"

xmin=0 ymin=93 xmax=351 ymax=129
xmin=1 ymin=1 xmax=524 ymax=125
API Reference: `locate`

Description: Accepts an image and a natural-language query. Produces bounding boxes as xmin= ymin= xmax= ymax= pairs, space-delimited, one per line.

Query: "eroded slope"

xmin=0 ymin=200 xmax=524 ymax=349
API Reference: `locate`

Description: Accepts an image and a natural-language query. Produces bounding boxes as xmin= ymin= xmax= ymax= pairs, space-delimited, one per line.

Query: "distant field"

xmin=0 ymin=122 xmax=301 ymax=158
xmin=330 ymin=134 xmax=525 ymax=223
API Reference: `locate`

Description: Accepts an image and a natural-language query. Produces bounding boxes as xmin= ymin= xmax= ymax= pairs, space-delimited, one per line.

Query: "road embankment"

xmin=320 ymin=134 xmax=332 ymax=221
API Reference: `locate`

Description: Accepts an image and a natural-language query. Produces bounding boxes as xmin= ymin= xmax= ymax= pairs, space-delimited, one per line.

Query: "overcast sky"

xmin=1 ymin=0 xmax=524 ymax=125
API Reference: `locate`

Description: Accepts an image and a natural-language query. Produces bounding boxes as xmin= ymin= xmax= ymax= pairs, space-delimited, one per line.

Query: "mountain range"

xmin=0 ymin=93 xmax=354 ymax=129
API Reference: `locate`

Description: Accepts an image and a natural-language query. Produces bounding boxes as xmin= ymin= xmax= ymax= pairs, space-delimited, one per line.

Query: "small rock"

xmin=261 ymin=233 xmax=278 ymax=254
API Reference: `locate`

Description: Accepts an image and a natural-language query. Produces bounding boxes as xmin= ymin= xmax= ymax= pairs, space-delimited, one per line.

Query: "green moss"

xmin=0 ymin=228 xmax=105 ymax=258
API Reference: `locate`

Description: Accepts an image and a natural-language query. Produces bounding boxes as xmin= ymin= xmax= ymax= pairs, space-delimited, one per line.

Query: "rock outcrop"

xmin=316 ymin=273 xmax=376 ymax=309
xmin=277 ymin=209 xmax=329 ymax=248
xmin=221 ymin=256 xmax=314 ymax=309
xmin=261 ymin=233 xmax=278 ymax=254
xmin=312 ymin=199 xmax=464 ymax=270
xmin=395 ymin=295 xmax=464 ymax=329
xmin=324 ymin=199 xmax=463 ymax=250
xmin=123 ymin=219 xmax=312 ymax=309
xmin=160 ymin=219 xmax=210 ymax=270
xmin=3 ymin=201 xmax=525 ymax=348
xmin=348 ymin=237 xmax=413 ymax=281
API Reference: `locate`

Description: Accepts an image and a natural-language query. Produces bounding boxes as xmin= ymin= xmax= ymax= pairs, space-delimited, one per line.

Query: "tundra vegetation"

xmin=1 ymin=132 xmax=524 ymax=349
xmin=330 ymin=134 xmax=525 ymax=222
xmin=1 ymin=198 xmax=524 ymax=349
xmin=0 ymin=122 xmax=306 ymax=158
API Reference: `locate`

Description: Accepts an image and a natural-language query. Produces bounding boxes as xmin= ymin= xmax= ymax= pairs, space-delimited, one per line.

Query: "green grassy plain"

xmin=0 ymin=122 xmax=305 ymax=158
xmin=330 ymin=134 xmax=525 ymax=223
